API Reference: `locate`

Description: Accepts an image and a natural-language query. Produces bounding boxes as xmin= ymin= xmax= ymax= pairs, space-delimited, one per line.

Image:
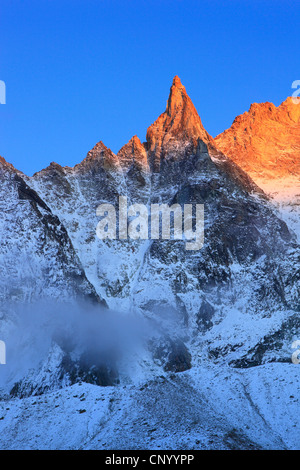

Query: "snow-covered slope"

xmin=1 ymin=363 xmax=299 ymax=450
xmin=0 ymin=157 xmax=100 ymax=309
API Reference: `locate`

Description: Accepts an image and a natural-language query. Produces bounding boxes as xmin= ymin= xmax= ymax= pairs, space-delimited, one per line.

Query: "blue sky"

xmin=0 ymin=0 xmax=299 ymax=175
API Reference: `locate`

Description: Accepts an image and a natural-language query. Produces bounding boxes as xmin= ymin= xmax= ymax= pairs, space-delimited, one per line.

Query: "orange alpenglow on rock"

xmin=146 ymin=75 xmax=213 ymax=170
xmin=214 ymin=97 xmax=300 ymax=238
xmin=214 ymin=97 xmax=300 ymax=186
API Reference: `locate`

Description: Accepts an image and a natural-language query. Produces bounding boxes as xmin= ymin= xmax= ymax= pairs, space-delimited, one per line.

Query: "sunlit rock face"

xmin=117 ymin=135 xmax=151 ymax=203
xmin=214 ymin=97 xmax=300 ymax=239
xmin=146 ymin=76 xmax=213 ymax=171
xmin=73 ymin=140 xmax=120 ymax=174
xmin=215 ymin=98 xmax=300 ymax=181
xmin=117 ymin=135 xmax=149 ymax=172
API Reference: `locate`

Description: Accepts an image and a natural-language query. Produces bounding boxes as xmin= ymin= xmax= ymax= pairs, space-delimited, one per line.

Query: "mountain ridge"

xmin=0 ymin=77 xmax=299 ymax=450
xmin=214 ymin=94 xmax=300 ymax=240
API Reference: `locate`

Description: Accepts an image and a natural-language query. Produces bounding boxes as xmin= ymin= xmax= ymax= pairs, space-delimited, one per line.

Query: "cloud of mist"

xmin=0 ymin=300 xmax=155 ymax=393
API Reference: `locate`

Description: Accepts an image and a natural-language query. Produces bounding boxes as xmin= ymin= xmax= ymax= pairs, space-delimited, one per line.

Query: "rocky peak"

xmin=236 ymin=98 xmax=300 ymax=126
xmin=117 ymin=135 xmax=149 ymax=171
xmin=32 ymin=141 xmax=120 ymax=179
xmin=214 ymin=97 xmax=300 ymax=180
xmin=0 ymin=155 xmax=20 ymax=173
xmin=32 ymin=161 xmax=65 ymax=179
xmin=146 ymin=76 xmax=212 ymax=171
xmin=166 ymin=75 xmax=188 ymax=116
xmin=74 ymin=141 xmax=119 ymax=173
xmin=278 ymin=96 xmax=300 ymax=123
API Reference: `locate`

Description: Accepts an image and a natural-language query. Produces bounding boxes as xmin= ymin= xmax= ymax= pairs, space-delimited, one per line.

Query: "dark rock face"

xmin=61 ymin=352 xmax=119 ymax=387
xmin=10 ymin=348 xmax=119 ymax=398
xmin=164 ymin=340 xmax=192 ymax=373
xmin=196 ymin=300 xmax=215 ymax=332
xmin=152 ymin=337 xmax=192 ymax=373
xmin=10 ymin=380 xmax=39 ymax=399
xmin=229 ymin=314 xmax=300 ymax=368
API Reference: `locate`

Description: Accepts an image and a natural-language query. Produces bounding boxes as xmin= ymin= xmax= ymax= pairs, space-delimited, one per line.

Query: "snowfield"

xmin=0 ymin=363 xmax=299 ymax=450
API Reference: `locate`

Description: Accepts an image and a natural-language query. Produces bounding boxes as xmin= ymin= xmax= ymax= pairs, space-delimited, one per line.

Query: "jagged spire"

xmin=146 ymin=76 xmax=212 ymax=171
xmin=166 ymin=76 xmax=187 ymax=116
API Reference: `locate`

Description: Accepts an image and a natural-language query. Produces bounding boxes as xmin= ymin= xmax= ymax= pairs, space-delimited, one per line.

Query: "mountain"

xmin=214 ymin=98 xmax=300 ymax=239
xmin=0 ymin=156 xmax=110 ymax=399
xmin=0 ymin=78 xmax=299 ymax=449
xmin=146 ymin=76 xmax=212 ymax=170
xmin=0 ymin=157 xmax=100 ymax=309
xmin=28 ymin=77 xmax=297 ymax=316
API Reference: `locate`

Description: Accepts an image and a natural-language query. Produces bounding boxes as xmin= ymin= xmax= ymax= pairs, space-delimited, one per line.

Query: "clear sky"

xmin=0 ymin=0 xmax=299 ymax=175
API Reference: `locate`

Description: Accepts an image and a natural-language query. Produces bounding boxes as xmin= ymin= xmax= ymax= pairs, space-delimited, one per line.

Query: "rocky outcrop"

xmin=152 ymin=337 xmax=192 ymax=373
xmin=117 ymin=135 xmax=149 ymax=172
xmin=117 ymin=135 xmax=150 ymax=202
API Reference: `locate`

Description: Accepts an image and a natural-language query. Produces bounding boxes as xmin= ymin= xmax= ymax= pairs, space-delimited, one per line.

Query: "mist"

xmin=0 ymin=300 xmax=157 ymax=395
